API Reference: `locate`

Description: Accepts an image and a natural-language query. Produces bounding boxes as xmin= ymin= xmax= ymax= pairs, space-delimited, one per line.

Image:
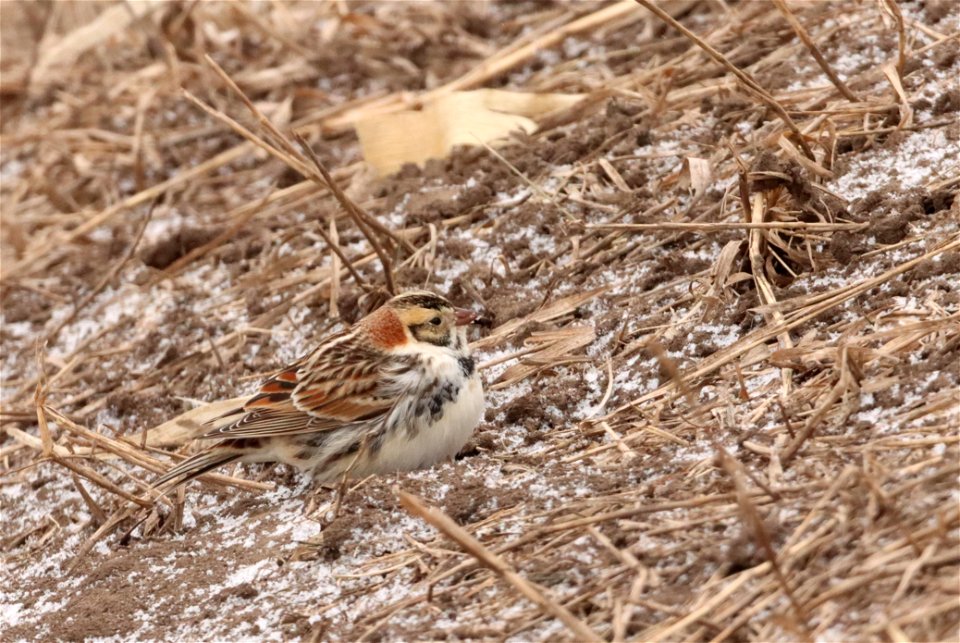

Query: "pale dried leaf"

xmin=882 ymin=62 xmax=914 ymax=128
xmin=680 ymin=157 xmax=713 ymax=197
xmin=494 ymin=326 xmax=596 ymax=389
xmin=599 ymin=157 xmax=631 ymax=192
xmin=356 ymin=90 xmax=584 ymax=175
xmin=472 ymin=286 xmax=608 ymax=350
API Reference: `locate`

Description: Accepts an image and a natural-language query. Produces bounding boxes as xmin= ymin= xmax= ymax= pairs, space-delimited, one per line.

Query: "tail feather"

xmin=153 ymin=449 xmax=241 ymax=489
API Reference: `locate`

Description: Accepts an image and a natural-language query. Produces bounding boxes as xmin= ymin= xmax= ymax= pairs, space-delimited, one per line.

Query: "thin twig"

xmin=33 ymin=343 xmax=52 ymax=457
xmin=587 ymin=221 xmax=867 ymax=232
xmin=45 ymin=198 xmax=156 ymax=344
xmin=398 ymin=489 xmax=602 ymax=642
xmin=883 ymin=0 xmax=908 ymax=77
xmin=634 ymin=0 xmax=817 ymax=160
xmin=294 ymin=133 xmax=397 ymax=295
xmin=313 ymin=220 xmax=372 ymax=292
xmin=202 ymin=54 xmax=414 ymax=255
xmin=716 ymin=448 xmax=810 ymax=632
xmin=772 ymin=0 xmax=859 ymax=102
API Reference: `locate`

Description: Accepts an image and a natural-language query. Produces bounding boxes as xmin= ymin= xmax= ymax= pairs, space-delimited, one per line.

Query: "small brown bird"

xmin=154 ymin=291 xmax=484 ymax=488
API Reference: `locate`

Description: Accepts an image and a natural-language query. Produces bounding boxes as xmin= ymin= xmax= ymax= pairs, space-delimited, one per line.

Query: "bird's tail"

xmin=152 ymin=449 xmax=241 ymax=489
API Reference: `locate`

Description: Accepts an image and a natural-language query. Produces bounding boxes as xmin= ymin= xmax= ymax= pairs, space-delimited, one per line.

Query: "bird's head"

xmin=362 ymin=290 xmax=477 ymax=350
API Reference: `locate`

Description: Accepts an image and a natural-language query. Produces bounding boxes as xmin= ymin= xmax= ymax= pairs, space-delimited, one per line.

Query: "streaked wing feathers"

xmin=201 ymin=409 xmax=345 ymax=439
xmin=201 ymin=330 xmax=396 ymax=440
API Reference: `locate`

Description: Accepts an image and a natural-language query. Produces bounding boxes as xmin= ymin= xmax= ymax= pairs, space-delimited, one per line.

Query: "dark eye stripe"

xmin=409 ymin=322 xmax=451 ymax=347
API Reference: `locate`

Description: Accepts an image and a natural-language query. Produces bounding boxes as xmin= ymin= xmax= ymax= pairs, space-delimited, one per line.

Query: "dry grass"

xmin=2 ymin=1 xmax=958 ymax=640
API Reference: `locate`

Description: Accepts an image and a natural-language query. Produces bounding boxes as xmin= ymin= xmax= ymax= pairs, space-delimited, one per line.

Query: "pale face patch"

xmin=395 ymin=306 xmax=457 ymax=348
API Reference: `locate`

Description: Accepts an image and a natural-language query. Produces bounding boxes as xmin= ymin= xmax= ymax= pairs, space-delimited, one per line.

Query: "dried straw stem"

xmin=399 ymin=489 xmax=602 ymax=642
xmin=772 ymin=0 xmax=860 ymax=102
xmin=634 ymin=0 xmax=817 ymax=160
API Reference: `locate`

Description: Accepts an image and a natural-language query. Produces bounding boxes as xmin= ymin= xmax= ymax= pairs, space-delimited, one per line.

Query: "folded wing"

xmin=201 ymin=331 xmax=395 ymax=439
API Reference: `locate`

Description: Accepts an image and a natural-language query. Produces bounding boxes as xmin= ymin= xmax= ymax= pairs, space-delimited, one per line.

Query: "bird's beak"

xmin=455 ymin=308 xmax=477 ymax=326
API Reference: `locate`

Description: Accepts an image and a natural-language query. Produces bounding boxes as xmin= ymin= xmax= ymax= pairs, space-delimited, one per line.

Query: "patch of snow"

xmin=830 ymin=128 xmax=958 ymax=202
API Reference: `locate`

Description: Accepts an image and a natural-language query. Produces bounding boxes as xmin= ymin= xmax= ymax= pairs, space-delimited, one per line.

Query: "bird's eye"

xmin=429 ymin=317 xmax=442 ymax=326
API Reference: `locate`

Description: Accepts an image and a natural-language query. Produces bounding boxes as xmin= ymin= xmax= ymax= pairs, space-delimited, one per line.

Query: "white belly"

xmin=367 ymin=374 xmax=484 ymax=474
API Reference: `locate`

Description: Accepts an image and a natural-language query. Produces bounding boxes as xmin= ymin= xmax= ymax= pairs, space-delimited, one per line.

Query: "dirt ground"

xmin=2 ymin=1 xmax=959 ymax=641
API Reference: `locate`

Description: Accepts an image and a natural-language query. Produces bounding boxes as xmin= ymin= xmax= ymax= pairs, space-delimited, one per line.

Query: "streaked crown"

xmin=387 ymin=290 xmax=453 ymax=312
